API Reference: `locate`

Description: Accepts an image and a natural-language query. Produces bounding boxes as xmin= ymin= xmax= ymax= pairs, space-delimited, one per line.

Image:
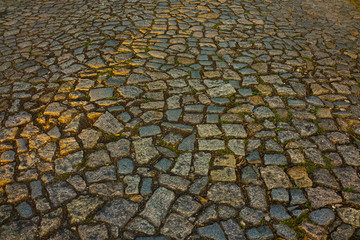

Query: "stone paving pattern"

xmin=0 ymin=0 xmax=360 ymax=239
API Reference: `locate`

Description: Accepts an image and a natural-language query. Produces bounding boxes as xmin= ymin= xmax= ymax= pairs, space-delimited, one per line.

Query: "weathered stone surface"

xmin=133 ymin=137 xmax=159 ymax=164
xmin=67 ymin=196 xmax=103 ymax=224
xmin=93 ymin=112 xmax=124 ymax=134
xmin=337 ymin=207 xmax=360 ymax=227
xmin=0 ymin=163 xmax=15 ymax=186
xmin=299 ymin=221 xmax=327 ymax=240
xmin=46 ymin=181 xmax=77 ymax=207
xmin=140 ymin=187 xmax=175 ymax=227
xmin=306 ymin=187 xmax=342 ymax=209
xmin=198 ymin=223 xmax=227 ymax=240
xmin=260 ymin=166 xmax=291 ymax=189
xmin=40 ymin=208 xmax=62 ymax=237
xmin=78 ymin=224 xmax=108 ymax=240
xmin=161 ymin=213 xmax=193 ymax=240
xmin=95 ymin=199 xmax=138 ymax=227
xmin=207 ymin=183 xmax=244 ymax=208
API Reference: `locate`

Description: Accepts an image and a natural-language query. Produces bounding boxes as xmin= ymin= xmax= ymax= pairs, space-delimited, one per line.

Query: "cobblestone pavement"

xmin=0 ymin=0 xmax=360 ymax=239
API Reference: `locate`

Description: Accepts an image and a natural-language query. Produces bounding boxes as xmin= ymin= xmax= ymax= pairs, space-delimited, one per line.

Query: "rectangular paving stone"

xmin=198 ymin=139 xmax=225 ymax=151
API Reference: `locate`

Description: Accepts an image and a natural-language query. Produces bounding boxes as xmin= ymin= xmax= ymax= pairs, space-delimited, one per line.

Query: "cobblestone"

xmin=0 ymin=0 xmax=360 ymax=238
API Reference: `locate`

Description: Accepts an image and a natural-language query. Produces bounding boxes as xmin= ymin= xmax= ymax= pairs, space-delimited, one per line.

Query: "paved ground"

xmin=0 ymin=0 xmax=360 ymax=239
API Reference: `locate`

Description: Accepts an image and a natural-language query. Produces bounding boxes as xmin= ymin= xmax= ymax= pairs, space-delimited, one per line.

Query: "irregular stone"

xmin=173 ymin=195 xmax=201 ymax=217
xmin=89 ymin=88 xmax=114 ymax=101
xmin=194 ymin=152 xmax=211 ymax=175
xmin=0 ymin=217 xmax=39 ymax=240
xmin=46 ymin=181 xmax=76 ymax=207
xmin=239 ymin=207 xmax=266 ymax=224
xmin=79 ymin=129 xmax=101 ymax=149
xmin=310 ymin=208 xmax=335 ymax=226
xmin=198 ymin=223 xmax=227 ymax=240
xmin=197 ymin=124 xmax=222 ymax=137
xmin=93 ymin=112 xmax=123 ymax=134
xmin=331 ymin=224 xmax=355 ymax=240
xmin=337 ymin=207 xmax=360 ymax=227
xmin=337 ymin=145 xmax=360 ymax=166
xmin=161 ymin=213 xmax=193 ymax=240
xmin=260 ymin=166 xmax=291 ymax=189
xmin=333 ymin=166 xmax=360 ymax=192
xmin=287 ymin=166 xmax=313 ymax=188
xmin=220 ymin=219 xmax=245 ymax=240
xmin=39 ymin=208 xmax=62 ymax=237
xmin=140 ymin=187 xmax=175 ymax=227
xmin=107 ymin=139 xmax=131 ymax=158
xmin=222 ymin=124 xmax=247 ymax=138
xmin=85 ymin=165 xmax=117 ymax=183
xmin=198 ymin=139 xmax=225 ymax=151
xmin=0 ymin=163 xmax=15 ymax=186
xmin=299 ymin=221 xmax=327 ymax=240
xmin=78 ymin=224 xmax=108 ymax=240
xmin=127 ymin=217 xmax=155 ymax=235
xmin=207 ymin=84 xmax=236 ymax=98
xmin=207 ymin=183 xmax=244 ymax=208
xmin=270 ymin=205 xmax=291 ymax=221
xmin=55 ymin=151 xmax=83 ymax=175
xmin=273 ymin=224 xmax=297 ymax=240
xmin=59 ymin=137 xmax=80 ymax=155
xmin=211 ymin=168 xmax=237 ymax=182
xmin=16 ymin=202 xmax=33 ymax=218
xmin=118 ymin=85 xmax=143 ymax=99
xmin=67 ymin=196 xmax=103 ymax=224
xmin=246 ymin=226 xmax=273 ymax=240
xmin=95 ymin=199 xmax=138 ymax=227
xmin=133 ymin=138 xmax=159 ymax=164
xmin=171 ymin=153 xmax=192 ymax=176
xmin=306 ymin=187 xmax=342 ymax=209
xmin=5 ymin=111 xmax=31 ymax=127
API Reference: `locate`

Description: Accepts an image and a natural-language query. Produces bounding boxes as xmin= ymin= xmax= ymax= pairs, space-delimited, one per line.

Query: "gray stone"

xmin=273 ymin=224 xmax=297 ymax=240
xmin=306 ymin=187 xmax=342 ymax=209
xmin=264 ymin=154 xmax=287 ymax=165
xmin=207 ymin=183 xmax=244 ymax=208
xmin=337 ymin=207 xmax=360 ymax=227
xmin=133 ymin=137 xmax=159 ymax=164
xmin=270 ymin=205 xmax=291 ymax=221
xmin=292 ymin=119 xmax=318 ymax=136
xmin=16 ymin=202 xmax=33 ymax=218
xmin=85 ymin=165 xmax=117 ymax=183
xmin=89 ymin=182 xmax=123 ymax=197
xmin=189 ymin=176 xmax=208 ymax=195
xmin=127 ymin=217 xmax=155 ymax=235
xmin=331 ymin=224 xmax=355 ymax=240
xmin=5 ymin=111 xmax=32 ymax=127
xmin=155 ymin=158 xmax=173 ymax=172
xmin=271 ymin=188 xmax=289 ymax=202
xmin=299 ymin=221 xmax=327 ymax=240
xmin=46 ymin=181 xmax=76 ymax=207
xmin=107 ymin=139 xmax=131 ymax=158
xmin=93 ymin=112 xmax=124 ymax=134
xmin=290 ymin=189 xmax=307 ymax=205
xmin=254 ymin=106 xmax=274 ymax=119
xmin=228 ymin=139 xmax=245 ymax=156
xmin=337 ymin=145 xmax=360 ymax=166
xmin=67 ymin=196 xmax=103 ymax=224
xmin=39 ymin=208 xmax=62 ymax=237
xmin=171 ymin=153 xmax=192 ymax=176
xmin=220 ymin=219 xmax=245 ymax=240
xmin=117 ymin=158 xmax=134 ymax=174
xmin=246 ymin=226 xmax=273 ymax=240
xmin=197 ymin=124 xmax=222 ymax=138
xmin=86 ymin=150 xmax=111 ymax=168
xmin=118 ymin=85 xmax=143 ymax=98
xmin=198 ymin=223 xmax=227 ymax=240
xmin=246 ymin=185 xmax=267 ymax=211
xmin=239 ymin=207 xmax=266 ymax=224
xmin=95 ymin=199 xmax=138 ymax=227
xmin=161 ymin=213 xmax=193 ymax=240
xmin=310 ymin=208 xmax=335 ymax=226
xmin=139 ymin=125 xmax=161 ymax=137
xmin=207 ymin=84 xmax=236 ymax=97
xmin=79 ymin=129 xmax=101 ymax=149
xmin=173 ymin=195 xmax=201 ymax=217
xmin=159 ymin=174 xmax=190 ymax=192
xmin=178 ymin=134 xmax=196 ymax=151
xmin=0 ymin=205 xmax=12 ymax=224
xmin=78 ymin=224 xmax=108 ymax=240
xmin=0 ymin=217 xmax=39 ymax=240
xmin=198 ymin=139 xmax=225 ymax=151
xmin=124 ymin=175 xmax=141 ymax=195
xmin=194 ymin=152 xmax=211 ymax=175
xmin=140 ymin=187 xmax=175 ymax=227
xmin=222 ymin=124 xmax=247 ymax=138
xmin=260 ymin=166 xmax=291 ymax=189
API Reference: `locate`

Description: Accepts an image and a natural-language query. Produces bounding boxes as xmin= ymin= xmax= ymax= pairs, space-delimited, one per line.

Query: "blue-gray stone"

xmin=139 ymin=125 xmax=161 ymax=137
xmin=90 ymin=88 xmax=114 ymax=101
xmin=155 ymin=158 xmax=173 ymax=172
xmin=206 ymin=114 xmax=219 ymax=123
xmin=310 ymin=208 xmax=335 ymax=226
xmin=207 ymin=106 xmax=226 ymax=113
xmin=117 ymin=158 xmax=134 ymax=175
xmin=184 ymin=104 xmax=204 ymax=112
xmin=238 ymin=88 xmax=252 ymax=97
xmin=16 ymin=202 xmax=33 ymax=218
xmin=271 ymin=188 xmax=289 ymax=202
xmin=108 ymin=105 xmax=125 ymax=113
xmin=118 ymin=112 xmax=131 ymax=123
xmin=198 ymin=223 xmax=227 ymax=240
xmin=246 ymin=226 xmax=273 ymax=240
xmin=141 ymin=178 xmax=152 ymax=196
xmin=166 ymin=109 xmax=182 ymax=121
xmin=30 ymin=180 xmax=42 ymax=198
xmin=161 ymin=122 xmax=193 ymax=134
xmin=246 ymin=151 xmax=261 ymax=164
xmin=270 ymin=205 xmax=291 ymax=221
xmin=290 ymin=189 xmax=307 ymax=205
xmin=106 ymin=76 xmax=125 ymax=86
xmin=178 ymin=134 xmax=195 ymax=151
xmin=211 ymin=98 xmax=230 ymax=105
xmin=264 ymin=154 xmax=287 ymax=165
